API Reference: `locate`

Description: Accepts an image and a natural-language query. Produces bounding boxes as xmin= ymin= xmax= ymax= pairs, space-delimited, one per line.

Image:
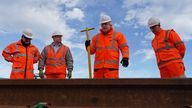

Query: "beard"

xmin=21 ymin=39 xmax=31 ymax=47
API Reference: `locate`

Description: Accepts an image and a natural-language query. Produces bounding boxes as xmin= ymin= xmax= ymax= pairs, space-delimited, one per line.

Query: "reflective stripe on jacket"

xmin=2 ymin=40 xmax=40 ymax=79
xmin=152 ymin=29 xmax=186 ymax=68
xmin=90 ymin=28 xmax=129 ymax=69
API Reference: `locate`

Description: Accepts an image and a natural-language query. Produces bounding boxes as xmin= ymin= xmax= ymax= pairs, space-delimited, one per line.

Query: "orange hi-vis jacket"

xmin=90 ymin=28 xmax=129 ymax=69
xmin=2 ymin=40 xmax=40 ymax=79
xmin=43 ymin=44 xmax=69 ymax=75
xmin=152 ymin=29 xmax=186 ymax=68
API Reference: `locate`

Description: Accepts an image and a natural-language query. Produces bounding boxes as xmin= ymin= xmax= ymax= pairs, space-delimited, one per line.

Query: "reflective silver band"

xmin=158 ymin=58 xmax=182 ymax=66
xmin=12 ymin=68 xmax=34 ymax=73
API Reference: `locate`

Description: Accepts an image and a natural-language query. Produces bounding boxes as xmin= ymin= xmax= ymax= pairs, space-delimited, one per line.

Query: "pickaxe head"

xmin=80 ymin=27 xmax=95 ymax=32
xmin=81 ymin=27 xmax=95 ymax=40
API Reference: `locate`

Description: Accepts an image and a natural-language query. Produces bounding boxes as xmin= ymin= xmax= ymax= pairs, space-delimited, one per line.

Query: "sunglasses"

xmin=150 ymin=25 xmax=157 ymax=29
xmin=101 ymin=22 xmax=111 ymax=26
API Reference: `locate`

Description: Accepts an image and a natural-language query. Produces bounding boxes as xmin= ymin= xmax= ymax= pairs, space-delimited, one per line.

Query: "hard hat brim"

xmin=100 ymin=20 xmax=111 ymax=24
xmin=52 ymin=35 xmax=63 ymax=37
xmin=148 ymin=23 xmax=160 ymax=28
xmin=23 ymin=33 xmax=33 ymax=39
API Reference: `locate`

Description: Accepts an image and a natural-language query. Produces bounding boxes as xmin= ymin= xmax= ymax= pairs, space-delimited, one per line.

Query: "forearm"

xmin=120 ymin=46 xmax=129 ymax=58
xmin=66 ymin=49 xmax=73 ymax=72
xmin=38 ymin=50 xmax=46 ymax=70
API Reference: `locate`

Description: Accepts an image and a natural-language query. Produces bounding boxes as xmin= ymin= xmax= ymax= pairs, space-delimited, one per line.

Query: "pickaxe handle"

xmin=81 ymin=27 xmax=95 ymax=79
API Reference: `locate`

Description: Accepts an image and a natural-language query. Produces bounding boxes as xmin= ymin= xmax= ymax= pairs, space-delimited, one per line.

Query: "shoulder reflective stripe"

xmin=46 ymin=62 xmax=66 ymax=66
xmin=105 ymin=31 xmax=119 ymax=51
xmin=4 ymin=48 xmax=11 ymax=53
xmin=164 ymin=30 xmax=170 ymax=49
xmin=155 ymin=45 xmax=175 ymax=53
xmin=119 ymin=43 xmax=128 ymax=48
xmin=95 ymin=34 xmax=99 ymax=50
xmin=14 ymin=53 xmax=26 ymax=57
xmin=158 ymin=58 xmax=182 ymax=66
xmin=105 ymin=60 xmax=119 ymax=64
xmin=175 ymin=41 xmax=183 ymax=46
xmin=12 ymin=69 xmax=34 ymax=73
xmin=164 ymin=30 xmax=169 ymax=42
xmin=111 ymin=31 xmax=116 ymax=48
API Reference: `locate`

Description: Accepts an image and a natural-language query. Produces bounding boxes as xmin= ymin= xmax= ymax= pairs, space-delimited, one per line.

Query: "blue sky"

xmin=0 ymin=0 xmax=192 ymax=78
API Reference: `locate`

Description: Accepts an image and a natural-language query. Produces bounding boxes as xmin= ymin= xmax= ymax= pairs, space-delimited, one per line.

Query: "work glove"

xmin=39 ymin=70 xmax=44 ymax=79
xmin=120 ymin=57 xmax=129 ymax=67
xmin=67 ymin=71 xmax=72 ymax=79
xmin=85 ymin=40 xmax=90 ymax=48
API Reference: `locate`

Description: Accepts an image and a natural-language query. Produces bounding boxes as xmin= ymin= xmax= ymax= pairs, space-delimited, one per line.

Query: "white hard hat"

xmin=148 ymin=17 xmax=160 ymax=28
xmin=100 ymin=14 xmax=112 ymax=24
xmin=22 ymin=28 xmax=33 ymax=39
xmin=52 ymin=31 xmax=63 ymax=37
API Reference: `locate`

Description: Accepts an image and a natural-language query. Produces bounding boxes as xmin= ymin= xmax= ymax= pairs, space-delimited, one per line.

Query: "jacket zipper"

xmin=24 ymin=47 xmax=28 ymax=79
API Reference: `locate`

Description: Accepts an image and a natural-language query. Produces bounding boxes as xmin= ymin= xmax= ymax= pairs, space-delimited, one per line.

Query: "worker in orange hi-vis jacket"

xmin=85 ymin=14 xmax=129 ymax=79
xmin=2 ymin=28 xmax=40 ymax=79
xmin=148 ymin=17 xmax=186 ymax=78
xmin=38 ymin=31 xmax=73 ymax=79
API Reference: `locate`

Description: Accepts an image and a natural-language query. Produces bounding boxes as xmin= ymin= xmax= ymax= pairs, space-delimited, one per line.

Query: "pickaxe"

xmin=81 ymin=27 xmax=95 ymax=79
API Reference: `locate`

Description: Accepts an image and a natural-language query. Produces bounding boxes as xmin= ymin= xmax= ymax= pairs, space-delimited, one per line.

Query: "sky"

xmin=0 ymin=0 xmax=192 ymax=78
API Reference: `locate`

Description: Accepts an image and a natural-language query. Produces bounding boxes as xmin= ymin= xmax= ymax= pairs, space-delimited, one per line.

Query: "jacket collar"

xmin=155 ymin=28 xmax=164 ymax=36
xmin=51 ymin=42 xmax=62 ymax=47
xmin=100 ymin=27 xmax=114 ymax=36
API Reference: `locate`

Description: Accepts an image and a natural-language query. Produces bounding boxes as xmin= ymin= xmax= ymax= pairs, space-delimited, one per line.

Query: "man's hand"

xmin=85 ymin=40 xmax=90 ymax=48
xmin=120 ymin=58 xmax=129 ymax=67
xmin=39 ymin=70 xmax=44 ymax=79
xmin=67 ymin=71 xmax=72 ymax=79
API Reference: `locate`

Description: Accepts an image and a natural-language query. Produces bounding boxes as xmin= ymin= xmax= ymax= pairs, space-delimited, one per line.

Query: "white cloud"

xmin=134 ymin=49 xmax=155 ymax=62
xmin=0 ymin=1 xmax=85 ymax=44
xmin=123 ymin=0 xmax=192 ymax=41
xmin=64 ymin=8 xmax=85 ymax=21
xmin=57 ymin=0 xmax=81 ymax=8
xmin=144 ymin=32 xmax=154 ymax=40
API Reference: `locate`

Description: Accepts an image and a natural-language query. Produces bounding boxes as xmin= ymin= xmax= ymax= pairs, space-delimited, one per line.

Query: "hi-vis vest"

xmin=152 ymin=30 xmax=184 ymax=68
xmin=44 ymin=44 xmax=68 ymax=74
xmin=90 ymin=29 xmax=129 ymax=69
xmin=2 ymin=40 xmax=40 ymax=79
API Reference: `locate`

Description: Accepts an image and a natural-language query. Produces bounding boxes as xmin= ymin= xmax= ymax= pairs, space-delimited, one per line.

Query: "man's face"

xmin=52 ymin=35 xmax=62 ymax=43
xmin=101 ymin=22 xmax=111 ymax=34
xmin=22 ymin=36 xmax=32 ymax=44
xmin=150 ymin=25 xmax=160 ymax=34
